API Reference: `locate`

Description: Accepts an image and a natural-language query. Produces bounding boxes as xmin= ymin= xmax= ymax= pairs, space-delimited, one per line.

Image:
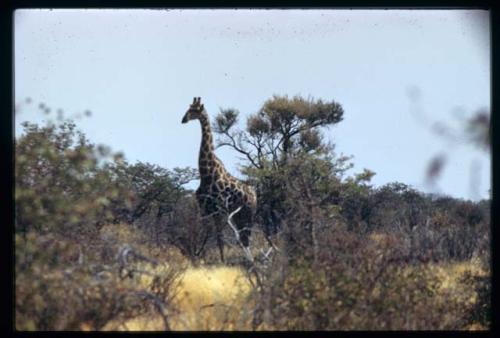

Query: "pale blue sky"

xmin=14 ymin=9 xmax=490 ymax=200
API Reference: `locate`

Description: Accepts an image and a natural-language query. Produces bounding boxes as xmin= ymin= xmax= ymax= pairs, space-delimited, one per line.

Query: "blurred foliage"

xmin=465 ymin=109 xmax=490 ymax=152
xmin=425 ymin=108 xmax=490 ymax=191
xmin=15 ymin=225 xmax=185 ymax=331
xmin=15 ymin=120 xmax=130 ymax=237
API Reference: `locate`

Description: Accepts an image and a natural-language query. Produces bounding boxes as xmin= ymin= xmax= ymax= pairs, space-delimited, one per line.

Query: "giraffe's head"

xmin=182 ymin=97 xmax=205 ymax=124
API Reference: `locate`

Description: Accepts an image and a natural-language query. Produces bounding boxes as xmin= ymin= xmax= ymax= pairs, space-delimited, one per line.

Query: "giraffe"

xmin=181 ymin=97 xmax=257 ymax=263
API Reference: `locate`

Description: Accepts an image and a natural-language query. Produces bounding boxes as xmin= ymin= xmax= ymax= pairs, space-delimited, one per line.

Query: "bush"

xmin=15 ymin=121 xmax=132 ymax=236
xmin=249 ymin=226 xmax=489 ymax=330
xmin=15 ymin=227 xmax=185 ymax=331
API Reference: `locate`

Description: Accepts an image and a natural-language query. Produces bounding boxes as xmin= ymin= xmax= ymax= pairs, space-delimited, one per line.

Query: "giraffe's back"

xmin=196 ymin=173 xmax=256 ymax=215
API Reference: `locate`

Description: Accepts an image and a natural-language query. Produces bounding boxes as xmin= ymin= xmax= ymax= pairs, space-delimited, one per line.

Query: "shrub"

xmin=15 ymin=226 xmax=185 ymax=331
xmin=15 ymin=121 xmax=132 ymax=236
xmin=249 ymin=225 xmax=489 ymax=330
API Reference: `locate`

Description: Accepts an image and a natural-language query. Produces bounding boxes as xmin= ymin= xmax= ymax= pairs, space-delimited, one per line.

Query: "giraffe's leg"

xmin=236 ymin=206 xmax=253 ymax=246
xmin=213 ymin=215 xmax=225 ymax=264
xmin=233 ymin=206 xmax=254 ymax=262
xmin=239 ymin=221 xmax=251 ymax=247
xmin=217 ymin=233 xmax=225 ymax=263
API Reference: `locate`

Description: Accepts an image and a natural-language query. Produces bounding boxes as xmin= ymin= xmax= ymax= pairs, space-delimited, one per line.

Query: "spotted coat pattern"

xmin=182 ymin=97 xmax=256 ymax=262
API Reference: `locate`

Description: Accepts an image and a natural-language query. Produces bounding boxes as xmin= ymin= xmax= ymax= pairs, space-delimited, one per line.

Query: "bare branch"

xmin=133 ymin=290 xmax=171 ymax=331
xmin=216 ymin=130 xmax=260 ymax=168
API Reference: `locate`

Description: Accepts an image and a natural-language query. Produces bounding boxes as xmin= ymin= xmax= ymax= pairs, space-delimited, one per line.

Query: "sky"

xmin=14 ymin=9 xmax=491 ymax=201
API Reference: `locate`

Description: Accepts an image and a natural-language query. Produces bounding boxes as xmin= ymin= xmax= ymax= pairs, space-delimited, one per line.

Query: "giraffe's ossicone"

xmin=182 ymin=97 xmax=257 ymax=263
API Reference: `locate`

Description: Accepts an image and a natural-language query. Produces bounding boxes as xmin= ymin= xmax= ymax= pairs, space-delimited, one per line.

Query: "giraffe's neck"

xmin=198 ymin=113 xmax=219 ymax=180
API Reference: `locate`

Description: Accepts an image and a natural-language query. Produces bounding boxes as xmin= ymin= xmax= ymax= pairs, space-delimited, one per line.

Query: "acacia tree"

xmin=212 ymin=95 xmax=363 ymax=244
xmin=213 ymin=95 xmax=344 ymax=169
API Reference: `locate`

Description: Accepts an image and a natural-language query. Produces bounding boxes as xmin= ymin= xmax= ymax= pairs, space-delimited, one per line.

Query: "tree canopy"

xmin=213 ymin=95 xmax=344 ymax=169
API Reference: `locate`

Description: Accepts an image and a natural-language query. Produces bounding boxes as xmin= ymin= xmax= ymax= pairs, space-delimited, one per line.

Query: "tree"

xmin=107 ymin=161 xmax=197 ymax=225
xmin=15 ymin=121 xmax=130 ymax=237
xmin=213 ymin=94 xmax=344 ymax=169
xmin=211 ymin=95 xmax=360 ymax=244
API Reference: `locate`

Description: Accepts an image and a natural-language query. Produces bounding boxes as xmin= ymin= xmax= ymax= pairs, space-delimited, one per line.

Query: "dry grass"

xmin=427 ymin=258 xmax=490 ymax=330
xmin=170 ymin=265 xmax=253 ymax=330
xmin=101 ymin=249 xmax=489 ymax=331
xmin=20 ymin=223 xmax=487 ymax=331
xmin=398 ymin=257 xmax=489 ymax=331
xmin=102 ymin=264 xmax=253 ymax=331
xmin=428 ymin=258 xmax=487 ymax=292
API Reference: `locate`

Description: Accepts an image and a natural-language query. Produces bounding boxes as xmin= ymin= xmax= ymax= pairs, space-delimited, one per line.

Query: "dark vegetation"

xmin=15 ymin=95 xmax=490 ymax=330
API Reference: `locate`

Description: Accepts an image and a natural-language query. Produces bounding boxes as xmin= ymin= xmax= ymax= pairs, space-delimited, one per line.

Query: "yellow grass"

xmin=368 ymin=232 xmax=394 ymax=243
xmin=102 ymin=265 xmax=254 ymax=331
xmin=170 ymin=265 xmax=253 ymax=330
xmin=103 ymin=257 xmax=489 ymax=331
xmin=427 ymin=257 xmax=487 ymax=292
xmin=424 ymin=257 xmax=488 ymax=316
xmin=101 ymin=226 xmax=489 ymax=332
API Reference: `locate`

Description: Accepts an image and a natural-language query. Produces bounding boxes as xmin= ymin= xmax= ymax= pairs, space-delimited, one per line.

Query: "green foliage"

xmin=251 ymin=227 xmax=488 ymax=330
xmin=15 ymin=228 xmax=184 ymax=331
xmin=260 ymin=95 xmax=343 ymax=133
xmin=164 ymin=194 xmax=211 ymax=262
xmin=214 ymin=108 xmax=239 ymax=133
xmin=108 ymin=161 xmax=197 ymax=224
xmin=14 ymin=116 xmax=192 ymax=330
xmin=214 ymin=94 xmax=344 ymax=169
xmin=15 ymin=97 xmax=490 ymax=331
xmin=243 ymin=148 xmax=354 ymax=241
xmin=15 ymin=117 xmax=197 ymax=236
xmin=15 ymin=121 xmax=131 ymax=236
xmin=213 ymin=95 xmax=353 ymax=237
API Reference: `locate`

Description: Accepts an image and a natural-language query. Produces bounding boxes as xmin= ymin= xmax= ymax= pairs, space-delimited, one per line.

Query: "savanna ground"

xmin=15 ymin=96 xmax=491 ymax=331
